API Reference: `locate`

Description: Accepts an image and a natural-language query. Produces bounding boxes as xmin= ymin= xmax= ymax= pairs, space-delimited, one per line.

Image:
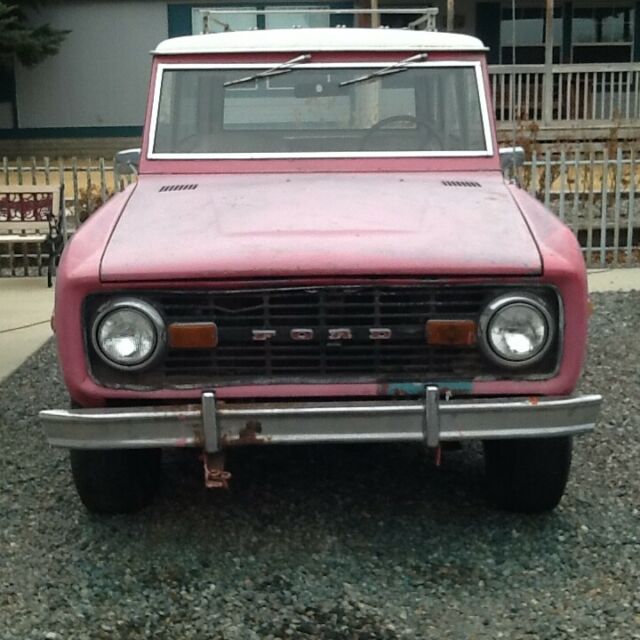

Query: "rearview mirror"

xmin=499 ymin=146 xmax=525 ymax=172
xmin=294 ymin=81 xmax=346 ymax=98
xmin=115 ymin=148 xmax=141 ymax=175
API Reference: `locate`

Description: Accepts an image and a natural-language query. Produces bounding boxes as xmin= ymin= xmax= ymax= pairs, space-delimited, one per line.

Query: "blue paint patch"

xmin=385 ymin=383 xmax=424 ymax=396
xmin=384 ymin=381 xmax=473 ymax=397
xmin=438 ymin=381 xmax=474 ymax=393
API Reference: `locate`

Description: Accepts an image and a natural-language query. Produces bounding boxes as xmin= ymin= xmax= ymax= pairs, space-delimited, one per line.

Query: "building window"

xmin=572 ymin=5 xmax=634 ymax=63
xmin=265 ymin=6 xmax=330 ymax=29
xmin=193 ymin=7 xmax=257 ymax=33
xmin=192 ymin=6 xmax=331 ymax=34
xmin=500 ymin=6 xmax=562 ymax=64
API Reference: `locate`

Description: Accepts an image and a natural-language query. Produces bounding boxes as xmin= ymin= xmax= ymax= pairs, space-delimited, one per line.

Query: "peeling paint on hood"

xmin=100 ymin=172 xmax=541 ymax=282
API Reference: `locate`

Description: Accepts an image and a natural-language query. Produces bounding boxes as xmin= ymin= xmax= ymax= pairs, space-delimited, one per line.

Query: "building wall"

xmin=5 ymin=0 xmax=639 ymax=137
xmin=15 ymin=1 xmax=168 ymax=129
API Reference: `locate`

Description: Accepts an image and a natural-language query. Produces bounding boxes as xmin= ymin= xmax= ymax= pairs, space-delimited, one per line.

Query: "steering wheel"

xmin=360 ymin=115 xmax=445 ymax=151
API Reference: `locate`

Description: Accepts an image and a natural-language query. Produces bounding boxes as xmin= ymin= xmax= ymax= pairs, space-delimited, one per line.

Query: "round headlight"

xmin=480 ymin=294 xmax=554 ymax=368
xmin=92 ymin=299 xmax=165 ymax=370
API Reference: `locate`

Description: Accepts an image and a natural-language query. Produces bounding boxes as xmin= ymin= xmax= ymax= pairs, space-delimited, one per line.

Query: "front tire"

xmin=70 ymin=448 xmax=161 ymax=514
xmin=483 ymin=437 xmax=572 ymax=513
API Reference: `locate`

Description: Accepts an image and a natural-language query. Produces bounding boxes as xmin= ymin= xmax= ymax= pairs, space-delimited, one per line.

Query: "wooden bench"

xmin=0 ymin=184 xmax=65 ymax=287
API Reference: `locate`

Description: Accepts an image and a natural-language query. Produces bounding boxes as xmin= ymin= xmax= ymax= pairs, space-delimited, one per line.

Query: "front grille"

xmin=86 ymin=285 xmax=560 ymax=389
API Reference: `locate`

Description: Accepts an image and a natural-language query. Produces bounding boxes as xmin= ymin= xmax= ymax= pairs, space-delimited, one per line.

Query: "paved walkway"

xmin=0 ymin=270 xmax=638 ymax=382
xmin=586 ymin=268 xmax=640 ymax=293
xmin=0 ymin=278 xmax=54 ymax=382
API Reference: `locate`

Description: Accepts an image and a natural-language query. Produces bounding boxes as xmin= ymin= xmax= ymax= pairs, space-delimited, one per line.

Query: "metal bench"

xmin=0 ymin=184 xmax=65 ymax=287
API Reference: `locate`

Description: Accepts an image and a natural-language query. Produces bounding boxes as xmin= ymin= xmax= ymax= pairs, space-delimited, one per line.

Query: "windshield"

xmin=151 ymin=64 xmax=489 ymax=157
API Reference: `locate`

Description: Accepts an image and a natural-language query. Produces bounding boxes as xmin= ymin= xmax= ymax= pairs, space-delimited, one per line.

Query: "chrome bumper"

xmin=40 ymin=389 xmax=602 ymax=451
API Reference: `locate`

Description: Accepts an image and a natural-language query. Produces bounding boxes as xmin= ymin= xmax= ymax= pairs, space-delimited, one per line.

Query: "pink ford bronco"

xmin=40 ymin=28 xmax=601 ymax=514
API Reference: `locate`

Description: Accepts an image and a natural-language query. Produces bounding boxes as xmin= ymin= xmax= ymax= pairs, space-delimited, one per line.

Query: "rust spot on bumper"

xmin=220 ymin=420 xmax=270 ymax=447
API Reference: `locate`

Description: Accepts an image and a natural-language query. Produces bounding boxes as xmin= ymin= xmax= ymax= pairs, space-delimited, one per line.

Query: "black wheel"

xmin=483 ymin=437 xmax=572 ymax=513
xmin=70 ymin=448 xmax=162 ymax=514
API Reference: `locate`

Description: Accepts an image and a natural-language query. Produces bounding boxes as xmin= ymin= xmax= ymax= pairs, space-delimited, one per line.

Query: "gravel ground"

xmin=1 ymin=291 xmax=639 ymax=640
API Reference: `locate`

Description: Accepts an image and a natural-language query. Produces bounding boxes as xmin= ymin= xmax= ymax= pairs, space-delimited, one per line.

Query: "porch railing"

xmin=489 ymin=63 xmax=640 ymax=126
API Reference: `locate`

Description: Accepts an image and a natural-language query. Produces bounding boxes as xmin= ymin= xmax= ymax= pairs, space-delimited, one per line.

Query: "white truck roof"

xmin=153 ymin=28 xmax=486 ymax=55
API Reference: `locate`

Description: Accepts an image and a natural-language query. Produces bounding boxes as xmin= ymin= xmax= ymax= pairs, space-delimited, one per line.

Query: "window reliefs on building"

xmin=475 ymin=2 xmax=501 ymax=64
xmin=168 ymin=4 xmax=193 ymax=37
xmin=572 ymin=4 xmax=635 ymax=63
xmin=476 ymin=2 xmax=638 ymax=65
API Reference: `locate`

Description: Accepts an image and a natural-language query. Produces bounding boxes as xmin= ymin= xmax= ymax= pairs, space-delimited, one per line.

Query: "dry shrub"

xmin=77 ymin=184 xmax=114 ymax=223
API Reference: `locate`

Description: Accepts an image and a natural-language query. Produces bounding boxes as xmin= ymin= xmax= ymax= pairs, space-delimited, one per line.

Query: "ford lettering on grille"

xmin=253 ymin=328 xmax=390 ymax=342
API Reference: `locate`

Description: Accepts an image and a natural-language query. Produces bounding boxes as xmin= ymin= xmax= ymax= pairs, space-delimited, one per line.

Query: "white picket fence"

xmin=1 ymin=148 xmax=639 ymax=274
xmin=489 ymin=63 xmax=640 ymax=125
xmin=513 ymin=145 xmax=638 ymax=267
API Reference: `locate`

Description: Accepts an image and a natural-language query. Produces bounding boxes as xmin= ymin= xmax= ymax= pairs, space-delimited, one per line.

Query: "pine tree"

xmin=0 ymin=2 xmax=69 ymax=68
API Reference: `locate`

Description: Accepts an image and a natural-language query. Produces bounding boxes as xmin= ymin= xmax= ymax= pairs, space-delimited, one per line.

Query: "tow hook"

xmin=203 ymin=451 xmax=231 ymax=489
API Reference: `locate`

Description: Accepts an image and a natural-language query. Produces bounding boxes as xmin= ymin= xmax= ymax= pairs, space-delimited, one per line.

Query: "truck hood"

xmin=100 ymin=172 xmax=541 ymax=282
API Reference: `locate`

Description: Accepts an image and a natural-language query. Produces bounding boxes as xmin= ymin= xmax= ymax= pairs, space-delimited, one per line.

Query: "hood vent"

xmin=442 ymin=180 xmax=481 ymax=188
xmin=159 ymin=184 xmax=198 ymax=192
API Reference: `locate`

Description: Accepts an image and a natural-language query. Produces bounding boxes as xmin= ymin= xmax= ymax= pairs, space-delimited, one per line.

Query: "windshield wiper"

xmin=338 ymin=53 xmax=428 ymax=88
xmin=224 ymin=53 xmax=312 ymax=88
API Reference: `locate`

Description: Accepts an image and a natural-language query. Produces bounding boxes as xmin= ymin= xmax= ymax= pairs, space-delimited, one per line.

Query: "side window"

xmin=154 ymin=72 xmax=176 ymax=152
xmin=155 ymin=71 xmax=220 ymax=152
xmin=417 ymin=68 xmax=485 ymax=151
xmin=456 ymin=69 xmax=486 ymax=150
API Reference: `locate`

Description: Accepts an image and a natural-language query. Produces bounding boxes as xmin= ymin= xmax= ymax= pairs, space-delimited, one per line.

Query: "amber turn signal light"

xmin=168 ymin=322 xmax=218 ymax=349
xmin=426 ymin=319 xmax=477 ymax=346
